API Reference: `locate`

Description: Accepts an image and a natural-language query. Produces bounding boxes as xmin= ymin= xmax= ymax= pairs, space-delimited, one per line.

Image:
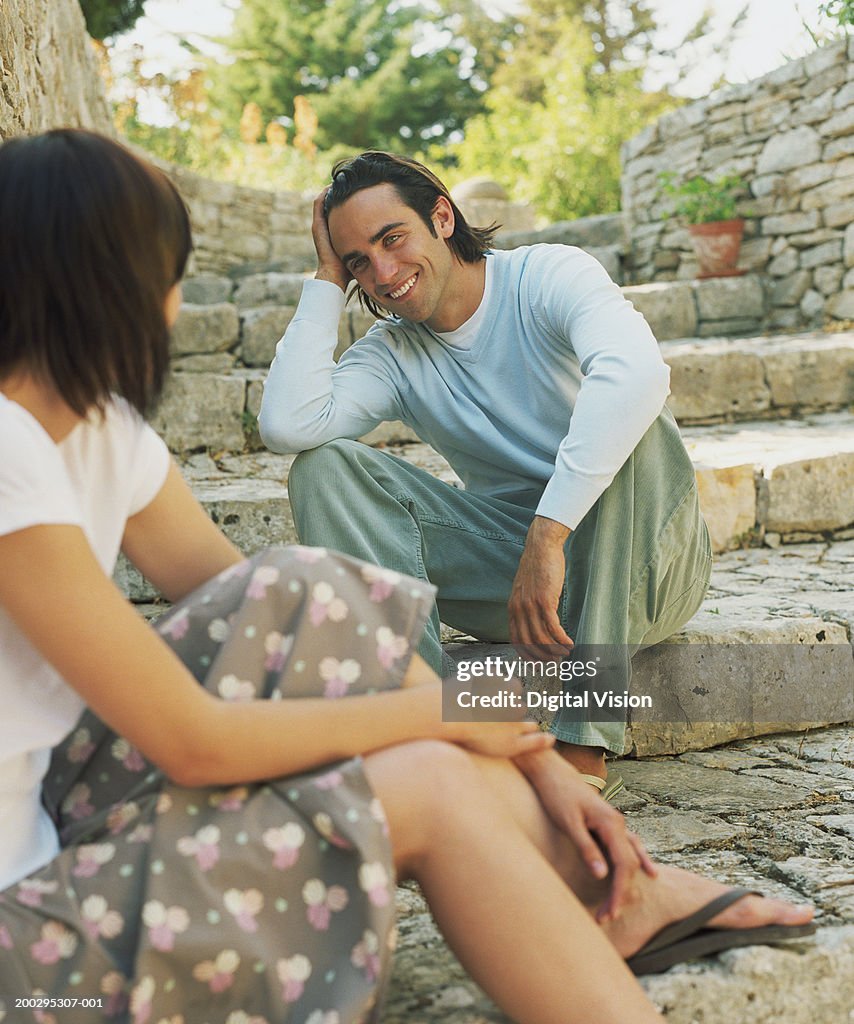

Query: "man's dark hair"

xmin=324 ymin=151 xmax=498 ymax=318
xmin=0 ymin=129 xmax=192 ymax=417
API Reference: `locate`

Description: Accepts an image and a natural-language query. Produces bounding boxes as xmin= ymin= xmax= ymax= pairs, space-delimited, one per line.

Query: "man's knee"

xmin=288 ymin=438 xmax=373 ymax=509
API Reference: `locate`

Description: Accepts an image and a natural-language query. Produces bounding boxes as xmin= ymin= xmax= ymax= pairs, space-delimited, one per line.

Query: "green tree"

xmin=447 ymin=0 xmax=745 ymax=221
xmin=209 ymin=0 xmax=488 ymax=152
xmin=451 ymin=25 xmax=674 ymax=222
xmin=80 ymin=0 xmax=147 ymax=41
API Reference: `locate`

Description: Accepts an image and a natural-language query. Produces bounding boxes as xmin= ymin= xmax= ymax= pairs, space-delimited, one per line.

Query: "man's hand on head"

xmin=509 ymin=515 xmax=574 ymax=660
xmin=312 ymin=187 xmax=352 ymax=293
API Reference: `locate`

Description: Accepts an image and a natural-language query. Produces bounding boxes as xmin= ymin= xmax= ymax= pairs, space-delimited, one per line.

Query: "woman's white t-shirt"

xmin=0 ymin=394 xmax=170 ymax=891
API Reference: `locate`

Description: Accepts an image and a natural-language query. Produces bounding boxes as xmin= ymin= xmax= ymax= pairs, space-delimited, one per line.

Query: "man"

xmin=258 ymin=151 xmax=712 ymax=795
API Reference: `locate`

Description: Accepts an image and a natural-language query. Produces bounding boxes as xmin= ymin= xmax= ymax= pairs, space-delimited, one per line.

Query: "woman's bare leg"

xmin=363 ymin=739 xmax=813 ymax=1024
xmin=364 ymin=739 xmax=665 ymax=1024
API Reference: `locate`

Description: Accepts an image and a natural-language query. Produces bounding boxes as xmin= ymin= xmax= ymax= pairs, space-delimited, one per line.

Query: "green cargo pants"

xmin=287 ymin=408 xmax=712 ymax=754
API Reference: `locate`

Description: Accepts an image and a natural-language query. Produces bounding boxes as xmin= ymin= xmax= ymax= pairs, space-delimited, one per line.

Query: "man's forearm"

xmin=257 ymin=280 xmax=346 ymax=453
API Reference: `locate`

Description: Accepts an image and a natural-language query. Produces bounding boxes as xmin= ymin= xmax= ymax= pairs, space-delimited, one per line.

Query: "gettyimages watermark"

xmin=441 ymin=643 xmax=854 ymax=725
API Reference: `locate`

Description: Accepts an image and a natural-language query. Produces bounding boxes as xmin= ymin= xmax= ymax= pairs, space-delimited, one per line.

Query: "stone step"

xmin=151 ymin=327 xmax=854 ymax=454
xmin=683 ymin=410 xmax=854 ymax=551
xmin=116 ymin=412 xmax=854 ymax=602
xmin=386 ymin=725 xmax=854 ymax=1023
xmin=176 ymin=269 xmax=834 ymax=375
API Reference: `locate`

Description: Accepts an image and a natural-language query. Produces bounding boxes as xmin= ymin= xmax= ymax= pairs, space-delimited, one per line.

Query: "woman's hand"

xmin=449 ymin=719 xmax=556 ymax=759
xmin=513 ymin=748 xmax=656 ymax=922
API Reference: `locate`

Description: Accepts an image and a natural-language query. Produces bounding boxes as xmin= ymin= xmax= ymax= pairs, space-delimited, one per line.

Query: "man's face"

xmin=327 ymin=183 xmax=456 ymax=330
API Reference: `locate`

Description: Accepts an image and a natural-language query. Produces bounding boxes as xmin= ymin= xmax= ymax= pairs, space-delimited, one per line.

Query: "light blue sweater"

xmin=259 ymin=244 xmax=671 ymax=530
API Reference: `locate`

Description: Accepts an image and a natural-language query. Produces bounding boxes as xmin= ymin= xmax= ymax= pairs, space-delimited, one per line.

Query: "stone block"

xmin=764 ymin=452 xmax=854 ymax=533
xmin=799 ymin=239 xmax=843 ymax=268
xmin=800 ymin=289 xmax=825 ymax=319
xmin=750 ymin=173 xmax=784 ymax=198
xmin=824 ymin=134 xmax=854 ymax=161
xmin=762 ymin=335 xmax=854 ymax=408
xmin=151 ymin=373 xmax=246 ymax=452
xmin=788 ymin=229 xmax=840 ymax=252
xmin=694 ymin=276 xmax=765 ymax=321
xmin=801 ymin=173 xmax=854 ymax=210
xmin=191 ymin=479 xmax=297 ymax=553
xmin=587 ymin=245 xmax=622 ymax=283
xmin=181 ymin=274 xmax=233 ymax=305
xmin=745 ymin=99 xmax=791 ymax=134
xmin=804 ymin=63 xmax=847 ymax=99
xmin=771 ymin=270 xmax=812 ymax=307
xmin=820 ymin=104 xmax=854 ymax=138
xmin=171 ymin=303 xmax=240 ymax=356
xmin=622 ymin=282 xmax=696 ymax=341
xmin=791 ymin=88 xmax=836 ymax=126
xmin=762 ymin=210 xmax=821 ymax=235
xmin=767 ymin=249 xmax=799 ymax=277
xmin=824 ymin=198 xmax=854 ymax=228
xmin=663 ymin=342 xmax=770 ymax=421
xmin=694 ymin=464 xmax=756 ymax=552
xmin=708 ymin=115 xmax=745 ymax=144
xmin=786 ymin=162 xmax=835 ymax=191
xmin=766 ymin=308 xmax=804 ymax=331
xmin=239 ymin=306 xmax=295 ymax=367
xmin=826 ymin=290 xmax=854 ymax=320
xmin=814 ymin=265 xmax=843 ymax=295
xmin=234 ymin=272 xmax=307 ymax=308
xmin=756 ymin=126 xmax=821 ymax=175
xmin=846 ymin=223 xmax=854 ymax=268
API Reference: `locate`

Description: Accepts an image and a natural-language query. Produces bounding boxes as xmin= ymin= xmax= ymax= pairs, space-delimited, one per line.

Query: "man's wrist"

xmin=314 ymin=267 xmax=348 ymax=291
xmin=526 ymin=515 xmax=571 ymax=549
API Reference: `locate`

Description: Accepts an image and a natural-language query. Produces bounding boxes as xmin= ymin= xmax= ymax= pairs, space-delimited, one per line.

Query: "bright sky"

xmin=112 ymin=0 xmax=833 ymax=99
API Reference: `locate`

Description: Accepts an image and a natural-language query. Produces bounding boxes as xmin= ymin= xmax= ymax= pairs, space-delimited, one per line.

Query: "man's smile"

xmin=387 ymin=273 xmax=418 ymax=300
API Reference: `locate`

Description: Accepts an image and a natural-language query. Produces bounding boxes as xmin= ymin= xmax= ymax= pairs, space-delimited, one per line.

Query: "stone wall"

xmin=147 ymin=157 xmax=317 ymax=276
xmin=621 ymin=38 xmax=854 ymax=331
xmin=0 ymin=0 xmax=112 ymax=138
xmin=154 ymin=164 xmax=539 ymax=279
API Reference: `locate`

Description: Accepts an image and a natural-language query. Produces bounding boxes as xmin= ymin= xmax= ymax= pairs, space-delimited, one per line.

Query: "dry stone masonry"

xmin=0 ymin=0 xmax=111 ymax=138
xmin=621 ymin=38 xmax=854 ymax=332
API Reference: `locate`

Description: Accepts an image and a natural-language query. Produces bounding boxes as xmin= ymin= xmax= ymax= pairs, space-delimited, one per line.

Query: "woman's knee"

xmin=363 ymin=740 xmax=483 ymax=868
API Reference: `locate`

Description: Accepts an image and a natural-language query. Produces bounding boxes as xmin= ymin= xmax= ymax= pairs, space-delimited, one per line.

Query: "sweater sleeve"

xmin=531 ymin=247 xmax=671 ymax=530
xmin=258 ymin=279 xmax=403 ymax=453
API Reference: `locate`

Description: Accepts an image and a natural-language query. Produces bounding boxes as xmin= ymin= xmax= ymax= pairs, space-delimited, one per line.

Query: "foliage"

xmin=80 ymin=0 xmax=147 ymax=41
xmin=819 ymin=0 xmax=854 ymax=26
xmin=207 ymin=0 xmax=490 ymax=153
xmin=448 ymin=15 xmax=676 ymax=221
xmin=112 ymin=54 xmax=329 ymax=192
xmin=658 ymin=173 xmax=747 ymax=225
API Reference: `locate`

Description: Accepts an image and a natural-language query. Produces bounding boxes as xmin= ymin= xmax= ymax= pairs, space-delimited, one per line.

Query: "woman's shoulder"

xmin=0 ymin=395 xmax=80 ymax=535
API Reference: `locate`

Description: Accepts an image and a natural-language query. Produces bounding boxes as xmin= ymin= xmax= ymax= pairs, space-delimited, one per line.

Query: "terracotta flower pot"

xmin=687 ymin=218 xmax=745 ymax=279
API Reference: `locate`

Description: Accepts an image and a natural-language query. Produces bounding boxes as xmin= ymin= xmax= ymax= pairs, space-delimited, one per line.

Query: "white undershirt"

xmin=434 ymin=258 xmax=493 ymax=350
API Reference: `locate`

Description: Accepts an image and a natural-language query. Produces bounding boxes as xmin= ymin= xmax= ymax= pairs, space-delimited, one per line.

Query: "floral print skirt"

xmin=0 ymin=546 xmax=434 ymax=1023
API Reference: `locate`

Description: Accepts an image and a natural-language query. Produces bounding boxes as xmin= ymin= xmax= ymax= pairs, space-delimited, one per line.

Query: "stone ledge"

xmin=385 ymin=725 xmax=854 ymax=1023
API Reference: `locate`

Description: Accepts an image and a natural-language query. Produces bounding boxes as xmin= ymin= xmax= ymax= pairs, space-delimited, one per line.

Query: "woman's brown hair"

xmin=0 ymin=129 xmax=192 ymax=416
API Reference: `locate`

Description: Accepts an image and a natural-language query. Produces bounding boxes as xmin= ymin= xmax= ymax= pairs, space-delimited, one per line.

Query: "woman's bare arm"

xmin=0 ymin=524 xmax=551 ymax=788
xmin=121 ymin=461 xmax=244 ymax=602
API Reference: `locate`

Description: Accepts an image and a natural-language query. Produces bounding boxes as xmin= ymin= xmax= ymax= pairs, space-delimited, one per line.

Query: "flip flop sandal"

xmin=627 ymin=887 xmax=817 ymax=976
xmin=580 ymin=770 xmax=625 ymax=803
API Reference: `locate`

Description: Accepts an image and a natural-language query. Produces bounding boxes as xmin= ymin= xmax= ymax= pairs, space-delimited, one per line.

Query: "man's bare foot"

xmin=600 ymin=863 xmax=814 ymax=959
xmin=555 ymin=741 xmax=607 ymax=782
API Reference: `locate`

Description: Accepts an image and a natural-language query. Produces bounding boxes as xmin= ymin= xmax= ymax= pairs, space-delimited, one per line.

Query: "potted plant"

xmin=658 ymin=172 xmax=748 ymax=279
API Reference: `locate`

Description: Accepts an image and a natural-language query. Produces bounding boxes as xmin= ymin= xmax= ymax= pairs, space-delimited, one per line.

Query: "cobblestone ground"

xmin=383 ymin=725 xmax=854 ymax=1024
